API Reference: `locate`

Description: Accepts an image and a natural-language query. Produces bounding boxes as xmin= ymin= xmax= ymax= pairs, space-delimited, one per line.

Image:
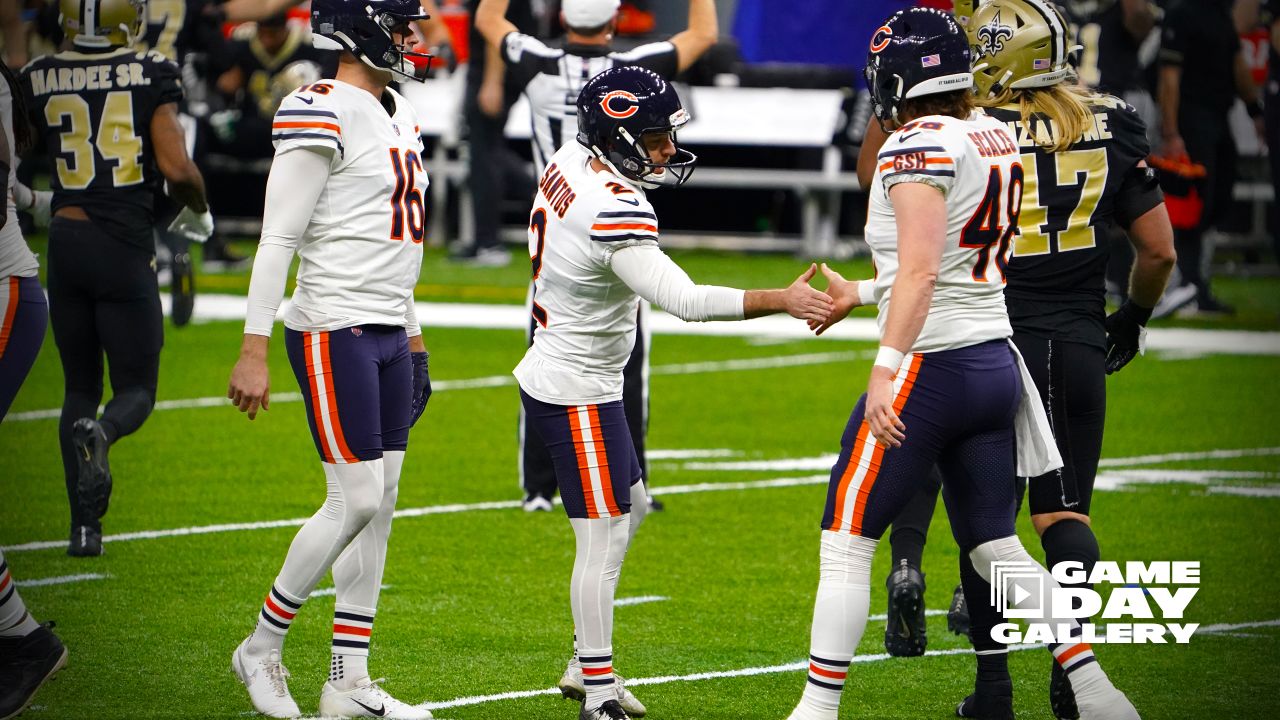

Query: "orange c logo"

xmin=600 ymin=90 xmax=640 ymax=119
xmin=869 ymin=25 xmax=893 ymax=53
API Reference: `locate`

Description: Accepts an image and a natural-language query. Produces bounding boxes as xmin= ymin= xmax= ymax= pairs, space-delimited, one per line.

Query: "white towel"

xmin=1008 ymin=339 xmax=1063 ymax=477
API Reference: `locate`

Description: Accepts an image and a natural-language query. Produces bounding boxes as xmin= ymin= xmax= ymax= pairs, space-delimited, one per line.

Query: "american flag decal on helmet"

xmin=1033 ymin=58 xmax=1051 ymax=69
xmin=921 ymin=54 xmax=941 ymax=67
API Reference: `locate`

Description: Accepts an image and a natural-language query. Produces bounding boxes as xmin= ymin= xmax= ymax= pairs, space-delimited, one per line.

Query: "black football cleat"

xmin=1050 ymin=659 xmax=1080 ymax=719
xmin=0 ymin=622 xmax=68 ymax=720
xmin=884 ymin=559 xmax=927 ymax=657
xmin=581 ymin=699 xmax=630 ymax=720
xmin=71 ymin=418 xmax=112 ymax=522
xmin=955 ymin=681 xmax=1014 ymax=720
xmin=947 ymin=583 xmax=971 ymax=638
xmin=67 ymin=526 xmax=102 ymax=558
xmin=170 ymin=251 xmax=195 ymax=327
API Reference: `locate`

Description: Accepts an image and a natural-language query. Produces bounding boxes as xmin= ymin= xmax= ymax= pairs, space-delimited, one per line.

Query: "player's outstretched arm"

xmin=742 ymin=263 xmax=834 ymax=321
xmin=669 ymin=0 xmax=719 ymax=73
xmin=808 ymin=263 xmax=875 ymax=336
xmin=152 ymin=103 xmax=207 ymax=214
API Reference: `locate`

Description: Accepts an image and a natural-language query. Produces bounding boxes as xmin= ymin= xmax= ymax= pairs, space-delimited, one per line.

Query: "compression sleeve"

xmin=243 ymin=146 xmax=332 ymax=336
xmin=404 ymin=294 xmax=422 ymax=338
xmin=610 ymin=244 xmax=745 ymax=322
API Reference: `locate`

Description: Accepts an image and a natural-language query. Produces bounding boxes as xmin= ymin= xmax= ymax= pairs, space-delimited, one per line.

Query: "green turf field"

xmin=2 ymin=248 xmax=1279 ymax=719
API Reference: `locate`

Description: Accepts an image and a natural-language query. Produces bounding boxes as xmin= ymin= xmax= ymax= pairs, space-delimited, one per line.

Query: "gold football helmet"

xmin=60 ymin=0 xmax=146 ymax=48
xmin=968 ymin=0 xmax=1078 ymax=99
xmin=953 ymin=0 xmax=980 ymax=30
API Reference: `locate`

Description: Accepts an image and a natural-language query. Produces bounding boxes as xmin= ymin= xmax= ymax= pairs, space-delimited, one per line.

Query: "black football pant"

xmin=47 ymin=218 xmax=163 ymax=532
xmin=1267 ymin=81 xmax=1280 ymax=262
xmin=520 ymin=306 xmax=648 ymax=499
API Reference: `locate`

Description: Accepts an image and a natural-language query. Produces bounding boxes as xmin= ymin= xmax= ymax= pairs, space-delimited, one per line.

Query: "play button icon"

xmin=1012 ymin=583 xmax=1032 ymax=605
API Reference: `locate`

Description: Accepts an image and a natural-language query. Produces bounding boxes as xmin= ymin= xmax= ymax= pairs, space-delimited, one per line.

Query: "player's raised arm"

xmin=475 ymin=0 xmax=519 ymax=51
xmin=668 ymin=0 xmax=719 ymax=73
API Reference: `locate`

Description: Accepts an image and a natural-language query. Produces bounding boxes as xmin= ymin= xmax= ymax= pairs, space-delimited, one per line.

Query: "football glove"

xmin=1104 ymin=301 xmax=1152 ymax=375
xmin=168 ymin=206 xmax=215 ymax=243
xmin=410 ymin=351 xmax=431 ymax=426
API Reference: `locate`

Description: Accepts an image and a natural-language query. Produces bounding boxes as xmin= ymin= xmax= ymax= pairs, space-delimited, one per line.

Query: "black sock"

xmin=890 ymin=527 xmax=927 ymax=569
xmin=99 ymin=387 xmax=155 ymax=443
xmin=1040 ymin=519 xmax=1100 ymax=582
xmin=960 ymin=550 xmax=1010 ymax=687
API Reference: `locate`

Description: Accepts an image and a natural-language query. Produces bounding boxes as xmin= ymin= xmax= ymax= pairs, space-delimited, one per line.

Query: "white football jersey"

xmin=864 ymin=110 xmax=1021 ymax=353
xmin=0 ymin=73 xmax=35 ymax=279
xmin=513 ymin=142 xmax=658 ymax=405
xmin=271 ymin=79 xmax=427 ymax=332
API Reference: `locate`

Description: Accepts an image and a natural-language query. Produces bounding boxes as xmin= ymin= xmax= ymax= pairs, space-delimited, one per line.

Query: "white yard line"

xmin=171 ymin=295 xmax=1280 ymax=355
xmin=418 ymin=618 xmax=1279 ymax=711
xmin=646 ymin=449 xmax=739 ymax=460
xmin=615 ymin=595 xmax=670 ymax=607
xmin=0 ymin=474 xmax=828 ymax=553
xmin=1097 ymin=447 xmax=1280 ymax=467
xmin=310 ymin=584 xmax=390 ymax=598
xmin=17 ymin=573 xmax=108 ymax=587
xmin=5 ymin=351 xmax=862 ymax=423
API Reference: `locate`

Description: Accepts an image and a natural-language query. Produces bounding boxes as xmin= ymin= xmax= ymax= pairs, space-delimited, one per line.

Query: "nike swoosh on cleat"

xmin=353 ymin=699 xmax=386 ymax=716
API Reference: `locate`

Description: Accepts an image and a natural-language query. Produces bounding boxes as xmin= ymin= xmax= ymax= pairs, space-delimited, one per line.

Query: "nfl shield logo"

xmin=351 ymin=328 xmax=363 ymax=337
xmin=921 ymin=54 xmax=941 ymax=68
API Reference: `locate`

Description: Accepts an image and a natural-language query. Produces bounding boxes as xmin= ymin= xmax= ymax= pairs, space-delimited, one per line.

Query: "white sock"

xmin=327 ymin=451 xmax=403 ymax=689
xmin=569 ymin=515 xmax=629 ymax=708
xmin=247 ymin=459 xmax=385 ymax=657
xmin=794 ymin=532 xmax=878 ymax=718
xmin=970 ymin=536 xmax=1116 ymax=703
xmin=0 ymin=552 xmax=40 ymax=638
xmin=626 ymin=481 xmax=648 ymax=550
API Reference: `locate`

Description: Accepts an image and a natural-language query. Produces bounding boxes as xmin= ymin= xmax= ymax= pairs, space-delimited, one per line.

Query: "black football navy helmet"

xmin=864 ymin=7 xmax=973 ymax=130
xmin=311 ymin=0 xmax=432 ymax=82
xmin=576 ymin=66 xmax=697 ymax=189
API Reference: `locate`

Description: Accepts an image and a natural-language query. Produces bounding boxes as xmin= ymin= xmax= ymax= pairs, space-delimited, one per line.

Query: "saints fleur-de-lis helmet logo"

xmin=976 ymin=11 xmax=1014 ymax=58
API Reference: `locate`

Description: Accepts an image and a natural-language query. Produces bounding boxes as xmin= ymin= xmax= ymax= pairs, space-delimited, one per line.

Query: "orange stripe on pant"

xmin=832 ymin=354 xmax=924 ymax=535
xmin=302 ymin=332 xmax=335 ymax=463
xmin=587 ymin=405 xmax=621 ymax=516
xmin=0 ymin=276 xmax=19 ymax=359
xmin=318 ymin=332 xmax=359 ymax=464
xmin=567 ymin=406 xmax=600 ymax=518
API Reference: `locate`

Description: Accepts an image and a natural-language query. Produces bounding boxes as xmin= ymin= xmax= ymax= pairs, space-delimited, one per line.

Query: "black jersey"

xmin=1061 ymin=0 xmax=1147 ymax=95
xmin=24 ymin=47 xmax=184 ymax=249
xmin=989 ymin=96 xmax=1159 ymax=348
xmin=227 ymin=29 xmax=338 ymax=121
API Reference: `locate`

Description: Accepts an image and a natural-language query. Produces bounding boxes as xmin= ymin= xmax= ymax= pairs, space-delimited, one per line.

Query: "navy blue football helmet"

xmin=864 ymin=8 xmax=973 ymax=130
xmin=576 ymin=66 xmax=696 ymax=189
xmin=312 ymin=0 xmax=432 ymax=82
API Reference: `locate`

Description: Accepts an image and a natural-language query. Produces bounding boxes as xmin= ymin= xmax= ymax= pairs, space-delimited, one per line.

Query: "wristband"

xmin=857 ymin=279 xmax=877 ymax=306
xmin=873 ymin=346 xmax=906 ymax=371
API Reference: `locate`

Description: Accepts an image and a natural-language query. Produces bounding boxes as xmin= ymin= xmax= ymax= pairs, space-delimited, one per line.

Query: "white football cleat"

xmin=318 ymin=677 xmax=432 ymax=719
xmin=558 ymin=661 xmax=647 ymax=717
xmin=231 ymin=638 xmax=300 ymax=719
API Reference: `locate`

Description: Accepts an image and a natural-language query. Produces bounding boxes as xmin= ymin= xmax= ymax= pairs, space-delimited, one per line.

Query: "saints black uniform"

xmin=989 ymin=95 xmax=1162 ymax=514
xmin=1061 ymin=0 xmax=1149 ymax=96
xmin=23 ymin=47 xmax=183 ymax=544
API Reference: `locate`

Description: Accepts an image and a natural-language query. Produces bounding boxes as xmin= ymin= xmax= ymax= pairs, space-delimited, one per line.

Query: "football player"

xmin=225 ymin=1 xmax=435 ymax=718
xmin=516 ymin=66 xmax=831 ymax=720
xmin=787 ymin=9 xmax=1141 ymax=720
xmin=23 ymin=0 xmax=212 ymax=557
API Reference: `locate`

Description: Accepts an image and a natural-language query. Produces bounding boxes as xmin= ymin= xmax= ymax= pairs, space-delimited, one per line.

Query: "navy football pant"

xmin=285 ymin=325 xmax=411 ymax=463
xmin=47 ymin=217 xmax=162 ymax=531
xmin=520 ymin=390 xmax=642 ymax=519
xmin=822 ymin=340 xmax=1021 ymax=551
xmin=0 ymin=275 xmax=47 ymax=423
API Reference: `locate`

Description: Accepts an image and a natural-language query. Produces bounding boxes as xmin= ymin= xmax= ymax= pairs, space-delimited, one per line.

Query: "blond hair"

xmin=977 ymin=82 xmax=1096 ymax=153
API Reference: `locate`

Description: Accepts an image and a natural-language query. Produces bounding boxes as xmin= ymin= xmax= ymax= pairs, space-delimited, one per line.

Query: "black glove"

xmin=410 ymin=351 xmax=431 ymax=426
xmin=1104 ymin=301 xmax=1152 ymax=375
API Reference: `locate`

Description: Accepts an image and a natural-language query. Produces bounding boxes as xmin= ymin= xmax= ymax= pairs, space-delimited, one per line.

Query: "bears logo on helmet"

xmin=869 ymin=25 xmax=893 ymax=54
xmin=600 ymin=90 xmax=640 ymax=119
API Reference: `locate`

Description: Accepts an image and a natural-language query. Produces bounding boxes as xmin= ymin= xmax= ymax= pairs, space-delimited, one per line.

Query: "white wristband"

xmin=873 ymin=346 xmax=906 ymax=371
xmin=857 ymin=279 xmax=877 ymax=306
